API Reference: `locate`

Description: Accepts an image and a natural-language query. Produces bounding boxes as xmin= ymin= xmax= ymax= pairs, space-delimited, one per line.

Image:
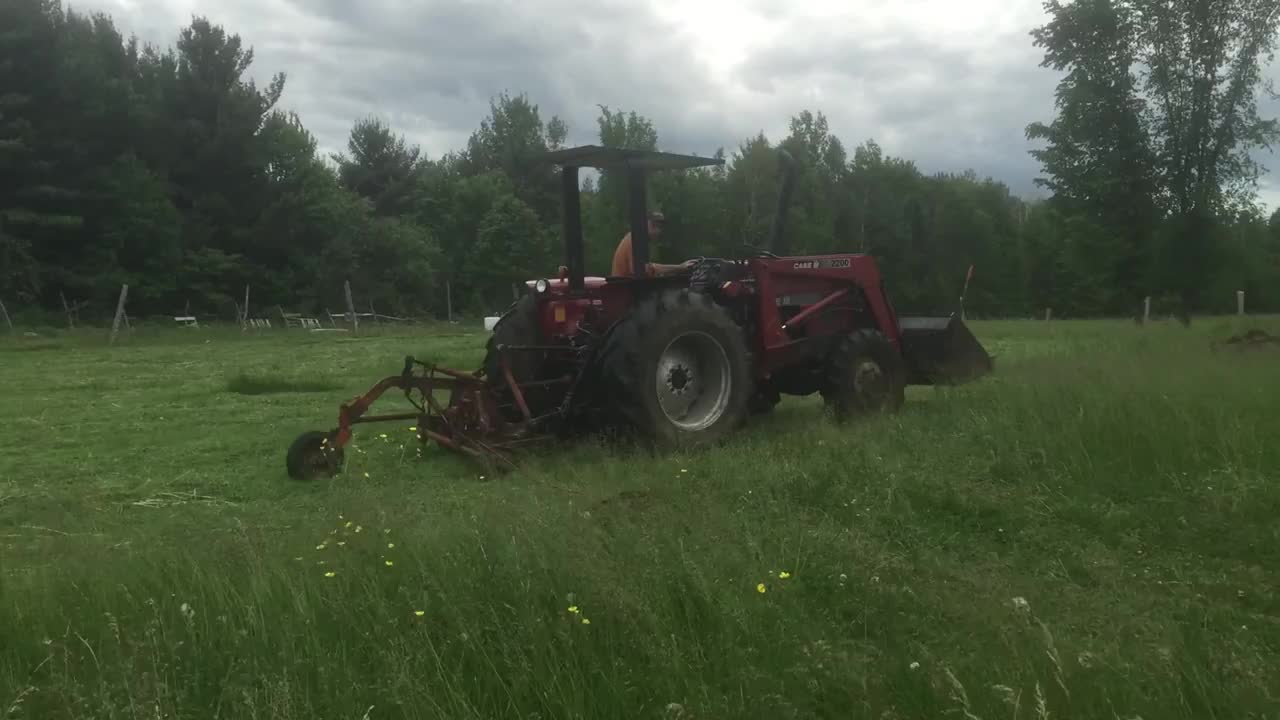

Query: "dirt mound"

xmin=1213 ymin=328 xmax=1280 ymax=351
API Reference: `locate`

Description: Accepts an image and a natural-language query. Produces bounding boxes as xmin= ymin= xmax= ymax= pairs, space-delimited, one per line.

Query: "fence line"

xmin=1 ymin=281 xmax=1272 ymax=337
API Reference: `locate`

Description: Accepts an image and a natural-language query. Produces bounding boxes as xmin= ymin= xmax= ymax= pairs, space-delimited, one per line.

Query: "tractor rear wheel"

xmin=482 ymin=292 xmax=558 ymax=421
xmin=599 ymin=289 xmax=751 ymax=447
xmin=821 ymin=329 xmax=906 ymax=421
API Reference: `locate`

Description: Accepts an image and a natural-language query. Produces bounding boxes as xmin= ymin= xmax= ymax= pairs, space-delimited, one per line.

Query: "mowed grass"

xmin=1 ymin=317 xmax=1278 ymax=718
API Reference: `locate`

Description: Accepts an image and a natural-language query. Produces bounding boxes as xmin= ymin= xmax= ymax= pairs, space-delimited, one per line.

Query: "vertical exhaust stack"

xmin=770 ymin=149 xmax=798 ymax=255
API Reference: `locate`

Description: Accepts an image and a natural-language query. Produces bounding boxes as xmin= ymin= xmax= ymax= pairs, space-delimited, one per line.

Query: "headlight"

xmin=534 ymin=278 xmax=550 ymax=294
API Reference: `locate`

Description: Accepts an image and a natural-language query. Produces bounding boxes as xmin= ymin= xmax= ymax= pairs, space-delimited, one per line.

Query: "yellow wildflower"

xmin=567 ymin=605 xmax=579 ymax=614
xmin=757 ymin=583 xmax=767 ymax=594
xmin=384 ymin=559 xmax=394 ymax=567
xmin=355 ymin=525 xmax=363 ymax=533
xmin=324 ymin=571 xmax=336 ymax=578
xmin=409 ymin=426 xmax=417 ymax=432
xmin=779 ymin=571 xmax=791 ymax=579
xmin=379 ymin=433 xmax=388 ymax=439
xmin=345 ymin=521 xmax=353 ymax=529
xmin=387 ymin=543 xmax=395 ymax=549
xmin=581 ymin=618 xmax=591 ymax=625
xmin=337 ymin=541 xmax=346 ymax=547
xmin=315 ymin=544 xmax=326 ymax=551
xmin=293 ymin=556 xmax=302 ymax=561
xmin=364 ymin=472 xmax=370 ymax=479
xmin=414 ymin=610 xmax=425 ymax=617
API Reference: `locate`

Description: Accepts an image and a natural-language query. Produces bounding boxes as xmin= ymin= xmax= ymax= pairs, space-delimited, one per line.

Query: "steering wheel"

xmin=743 ymin=244 xmax=779 ymax=259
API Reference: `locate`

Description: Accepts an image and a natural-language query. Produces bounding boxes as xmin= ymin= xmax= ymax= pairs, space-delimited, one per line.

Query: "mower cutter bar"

xmin=286 ymin=355 xmax=543 ymax=480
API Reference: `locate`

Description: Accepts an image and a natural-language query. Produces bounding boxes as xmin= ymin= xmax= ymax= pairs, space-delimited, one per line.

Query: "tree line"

xmin=3 ymin=0 xmax=1279 ymax=325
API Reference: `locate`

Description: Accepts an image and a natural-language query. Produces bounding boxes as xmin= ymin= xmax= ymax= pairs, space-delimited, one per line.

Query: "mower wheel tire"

xmin=286 ymin=430 xmax=345 ymax=480
xmin=599 ymin=288 xmax=752 ymax=448
xmin=822 ymin=329 xmax=906 ymax=421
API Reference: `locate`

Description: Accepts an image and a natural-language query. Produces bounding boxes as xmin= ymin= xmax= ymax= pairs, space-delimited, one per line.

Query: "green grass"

xmin=225 ymin=371 xmax=344 ymax=395
xmin=2 ymin=317 xmax=1279 ymax=718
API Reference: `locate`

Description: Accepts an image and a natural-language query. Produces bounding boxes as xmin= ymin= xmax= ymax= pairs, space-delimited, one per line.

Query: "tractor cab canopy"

xmin=542 ymin=145 xmax=724 ymax=290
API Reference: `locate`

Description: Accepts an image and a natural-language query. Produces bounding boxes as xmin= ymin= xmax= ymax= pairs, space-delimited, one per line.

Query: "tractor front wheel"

xmin=286 ymin=430 xmax=345 ymax=480
xmin=600 ymin=289 xmax=751 ymax=448
xmin=821 ymin=329 xmax=906 ymax=421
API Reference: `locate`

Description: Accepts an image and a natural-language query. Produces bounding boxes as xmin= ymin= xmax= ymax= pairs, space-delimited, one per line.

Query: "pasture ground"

xmin=2 ymin=316 xmax=1278 ymax=718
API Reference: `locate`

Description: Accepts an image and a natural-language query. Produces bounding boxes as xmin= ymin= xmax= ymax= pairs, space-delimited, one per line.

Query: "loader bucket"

xmin=898 ymin=315 xmax=994 ymax=386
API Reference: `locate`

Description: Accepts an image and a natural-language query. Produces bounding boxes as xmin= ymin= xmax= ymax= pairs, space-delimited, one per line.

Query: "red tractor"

xmin=286 ymin=145 xmax=993 ymax=479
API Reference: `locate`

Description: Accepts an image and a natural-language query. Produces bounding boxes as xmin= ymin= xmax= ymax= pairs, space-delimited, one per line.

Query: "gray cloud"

xmin=72 ymin=0 xmax=1280 ymax=207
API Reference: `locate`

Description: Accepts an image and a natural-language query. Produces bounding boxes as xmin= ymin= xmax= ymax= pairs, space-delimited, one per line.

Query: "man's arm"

xmin=648 ymin=259 xmax=698 ymax=276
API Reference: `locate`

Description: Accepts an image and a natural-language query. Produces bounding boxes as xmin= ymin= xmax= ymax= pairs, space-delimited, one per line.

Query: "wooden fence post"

xmin=1044 ymin=307 xmax=1052 ymax=322
xmin=446 ymin=279 xmax=453 ymax=323
xmin=0 ymin=299 xmax=12 ymax=333
xmin=1237 ymin=290 xmax=1245 ymax=316
xmin=60 ymin=292 xmax=75 ymax=329
xmin=109 ymin=284 xmax=129 ymax=345
xmin=1143 ymin=296 xmax=1151 ymax=324
xmin=344 ymin=280 xmax=359 ymax=335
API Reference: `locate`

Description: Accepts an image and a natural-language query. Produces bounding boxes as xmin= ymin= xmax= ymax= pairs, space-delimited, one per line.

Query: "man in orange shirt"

xmin=610 ymin=211 xmax=697 ymax=277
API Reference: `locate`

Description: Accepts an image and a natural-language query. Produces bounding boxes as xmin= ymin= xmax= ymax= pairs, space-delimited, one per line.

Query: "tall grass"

xmin=2 ymin=318 xmax=1278 ymax=717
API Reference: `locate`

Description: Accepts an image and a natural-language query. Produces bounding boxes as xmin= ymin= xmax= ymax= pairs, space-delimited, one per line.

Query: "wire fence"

xmin=1 ymin=276 xmax=1269 ymax=342
xmin=0 ymin=271 xmax=543 ymax=337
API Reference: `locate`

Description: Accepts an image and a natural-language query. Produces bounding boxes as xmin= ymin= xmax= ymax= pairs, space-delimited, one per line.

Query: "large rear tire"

xmin=599 ymin=289 xmax=752 ymax=447
xmin=821 ymin=329 xmax=906 ymax=421
xmin=481 ymin=293 xmax=558 ymax=421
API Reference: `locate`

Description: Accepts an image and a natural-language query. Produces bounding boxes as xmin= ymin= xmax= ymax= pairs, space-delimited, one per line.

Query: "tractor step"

xmin=898 ymin=315 xmax=994 ymax=386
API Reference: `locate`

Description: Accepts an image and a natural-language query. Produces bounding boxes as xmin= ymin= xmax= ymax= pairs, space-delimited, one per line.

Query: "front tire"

xmin=599 ymin=289 xmax=751 ymax=447
xmin=821 ymin=329 xmax=906 ymax=421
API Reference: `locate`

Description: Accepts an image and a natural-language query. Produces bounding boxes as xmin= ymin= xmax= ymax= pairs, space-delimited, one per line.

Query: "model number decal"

xmin=792 ymin=258 xmax=851 ymax=270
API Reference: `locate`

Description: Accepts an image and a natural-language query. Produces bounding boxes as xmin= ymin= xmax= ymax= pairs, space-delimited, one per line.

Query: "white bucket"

xmin=483 ymin=316 xmax=500 ymax=331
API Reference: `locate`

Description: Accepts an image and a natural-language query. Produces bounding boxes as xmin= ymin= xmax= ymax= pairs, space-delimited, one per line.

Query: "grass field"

xmin=2 ymin=316 xmax=1279 ymax=719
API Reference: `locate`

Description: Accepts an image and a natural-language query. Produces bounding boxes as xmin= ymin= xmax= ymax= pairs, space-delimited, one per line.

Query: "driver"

xmin=611 ymin=211 xmax=697 ymax=277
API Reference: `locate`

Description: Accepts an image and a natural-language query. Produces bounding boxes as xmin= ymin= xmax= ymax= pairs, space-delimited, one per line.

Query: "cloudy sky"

xmin=84 ymin=0 xmax=1280 ymax=206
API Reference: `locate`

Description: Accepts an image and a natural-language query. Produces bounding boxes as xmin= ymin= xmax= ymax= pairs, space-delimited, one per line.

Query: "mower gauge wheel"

xmin=286 ymin=430 xmax=346 ymax=480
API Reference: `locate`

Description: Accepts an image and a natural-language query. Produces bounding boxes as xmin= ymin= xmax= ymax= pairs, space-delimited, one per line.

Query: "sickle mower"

xmin=285 ymin=145 xmax=994 ymax=480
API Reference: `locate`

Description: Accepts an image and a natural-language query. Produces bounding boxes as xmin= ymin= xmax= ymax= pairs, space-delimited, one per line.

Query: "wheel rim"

xmin=853 ymin=359 xmax=889 ymax=408
xmin=305 ymin=440 xmax=337 ymax=476
xmin=655 ymin=331 xmax=733 ymax=431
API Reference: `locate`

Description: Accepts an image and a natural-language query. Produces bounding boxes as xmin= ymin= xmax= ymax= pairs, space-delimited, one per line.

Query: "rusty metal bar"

xmin=513 ymin=376 xmax=572 ymax=388
xmin=495 ymin=344 xmax=580 ymax=353
xmin=349 ymin=412 xmax=420 ymax=425
xmin=501 ymin=353 xmax=533 ymax=423
xmin=430 ymin=365 xmax=481 ymax=381
xmin=421 ymin=428 xmax=482 ymax=457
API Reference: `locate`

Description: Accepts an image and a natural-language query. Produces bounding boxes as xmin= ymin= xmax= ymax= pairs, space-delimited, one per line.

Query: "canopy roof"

xmin=540 ymin=145 xmax=723 ymax=171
